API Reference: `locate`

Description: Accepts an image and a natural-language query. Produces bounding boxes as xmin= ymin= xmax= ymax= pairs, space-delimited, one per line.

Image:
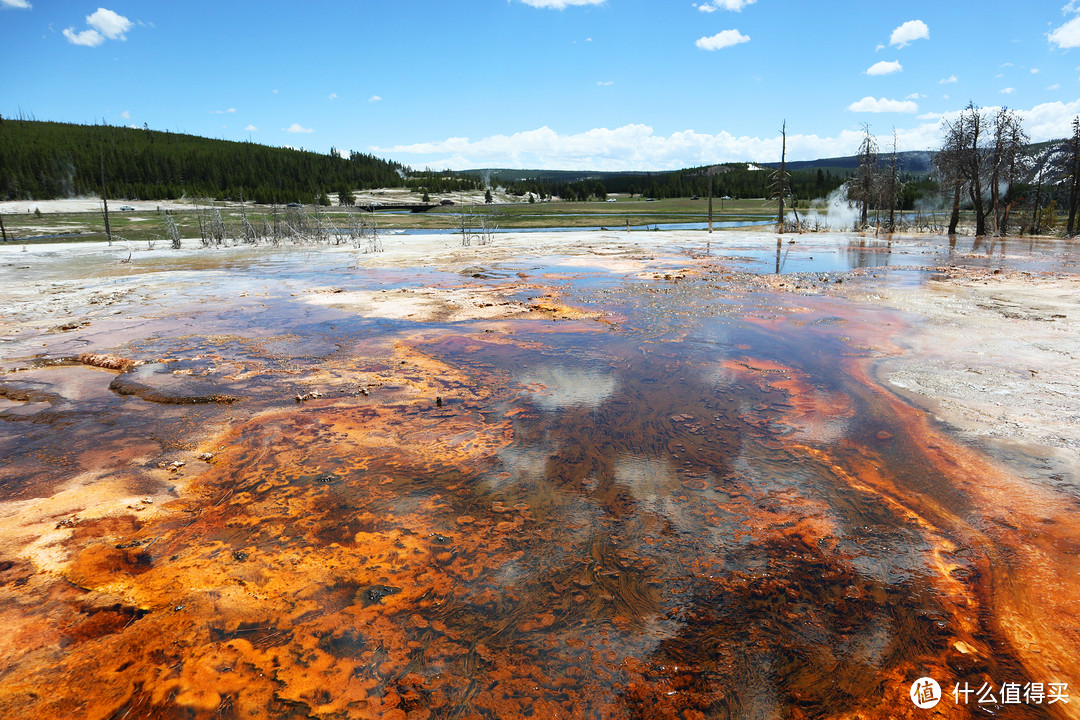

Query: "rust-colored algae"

xmin=1 ymin=248 xmax=1078 ymax=720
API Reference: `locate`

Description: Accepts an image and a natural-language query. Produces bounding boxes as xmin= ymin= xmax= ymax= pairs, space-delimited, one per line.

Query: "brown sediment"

xmin=78 ymin=352 xmax=140 ymax=372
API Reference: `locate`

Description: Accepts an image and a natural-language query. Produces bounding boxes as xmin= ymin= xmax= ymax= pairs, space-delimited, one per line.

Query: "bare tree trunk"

xmin=100 ymin=151 xmax=112 ymax=245
xmin=777 ymin=121 xmax=786 ymax=233
xmin=1067 ymin=118 xmax=1080 ymax=235
xmin=887 ymin=132 xmax=899 ymax=233
xmin=708 ymin=173 xmax=714 ymax=234
xmin=971 ymin=184 xmax=986 ymax=236
xmin=1030 ymin=174 xmax=1043 ymax=235
xmin=0 ymin=212 xmax=7 ymax=243
xmin=948 ymin=186 xmax=961 ymax=235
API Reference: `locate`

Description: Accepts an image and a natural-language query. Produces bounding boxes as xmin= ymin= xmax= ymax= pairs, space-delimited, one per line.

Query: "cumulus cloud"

xmin=1048 ymin=83 xmax=1061 ymax=90
xmin=515 ymin=0 xmax=603 ymax=8
xmin=284 ymin=123 xmax=314 ymax=134
xmin=1050 ymin=17 xmax=1080 ymax=48
xmin=693 ymin=0 xmax=756 ymax=11
xmin=210 ymin=108 xmax=237 ymax=114
xmin=63 ymin=28 xmax=104 ymax=46
xmin=120 ymin=110 xmax=130 ymax=119
xmin=1 ymin=0 xmax=32 ymax=9
xmin=371 ymin=98 xmax=1080 ymax=172
xmin=889 ymin=19 xmax=929 ymax=48
xmin=847 ymin=96 xmax=919 ymax=113
xmin=368 ymin=95 xmax=382 ymax=102
xmin=329 ymin=93 xmax=338 ymax=100
xmin=866 ymin=60 xmax=902 ymax=76
xmin=373 ymin=123 xmax=905 ymax=171
xmin=244 ymin=124 xmax=258 ymax=131
xmin=1001 ymin=87 xmax=1015 ymax=94
xmin=597 ymin=80 xmax=614 ymax=86
xmin=696 ymin=29 xmax=750 ymax=50
xmin=63 ymin=7 xmax=132 ymax=46
xmin=939 ymin=75 xmax=958 ymax=84
xmin=87 ymin=8 xmax=132 ymax=38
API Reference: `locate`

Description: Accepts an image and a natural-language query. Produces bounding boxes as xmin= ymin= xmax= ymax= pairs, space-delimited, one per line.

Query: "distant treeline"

xmin=482 ymin=165 xmax=922 ymax=206
xmin=481 ymin=164 xmax=934 ymax=209
xmin=0 ymin=119 xmax=480 ymax=204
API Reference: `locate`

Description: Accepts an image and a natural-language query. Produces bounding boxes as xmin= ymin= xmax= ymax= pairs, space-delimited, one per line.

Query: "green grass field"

xmin=0 ymin=196 xmax=783 ymax=245
xmin=0 ymin=195 xmax=1030 ymax=245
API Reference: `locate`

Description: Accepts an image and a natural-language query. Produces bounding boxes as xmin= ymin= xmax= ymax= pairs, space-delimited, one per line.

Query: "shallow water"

xmin=0 ymin=233 xmax=1075 ymax=719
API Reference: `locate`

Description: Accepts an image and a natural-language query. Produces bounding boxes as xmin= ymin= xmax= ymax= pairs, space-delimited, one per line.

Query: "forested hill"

xmin=0 ymin=119 xmax=410 ymax=204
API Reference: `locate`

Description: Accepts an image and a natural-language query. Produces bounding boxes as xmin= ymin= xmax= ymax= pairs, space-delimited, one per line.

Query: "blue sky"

xmin=3 ymin=0 xmax=1080 ymax=170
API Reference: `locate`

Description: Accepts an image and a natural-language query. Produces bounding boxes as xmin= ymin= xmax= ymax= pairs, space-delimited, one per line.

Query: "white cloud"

xmin=371 ymin=99 xmax=1080 ymax=172
xmin=875 ymin=43 xmax=885 ymax=52
xmin=120 ymin=110 xmax=129 ymax=119
xmin=696 ymin=29 xmax=750 ymax=50
xmin=284 ymin=123 xmax=314 ymax=134
xmin=63 ymin=28 xmax=103 ymax=46
xmin=86 ymin=8 xmax=132 ymax=39
xmin=1031 ymin=68 xmax=1040 ymax=74
xmin=889 ymin=19 xmax=929 ymax=48
xmin=847 ymin=96 xmax=919 ymax=113
xmin=1050 ymin=15 xmax=1080 ymax=48
xmin=63 ymin=7 xmax=132 ymax=46
xmin=371 ymin=123 xmax=935 ymax=172
xmin=1001 ymin=87 xmax=1015 ymax=94
xmin=866 ymin=60 xmax=902 ymax=76
xmin=516 ymin=0 xmax=603 ymax=8
xmin=939 ymin=75 xmax=958 ymax=84
xmin=1022 ymin=99 xmax=1080 ymax=138
xmin=244 ymin=124 xmax=258 ymax=131
xmin=694 ymin=0 xmax=756 ymax=11
xmin=597 ymin=80 xmax=614 ymax=86
xmin=368 ymin=95 xmax=382 ymax=102
xmin=210 ymin=108 xmax=237 ymax=114
xmin=906 ymin=92 xmax=926 ymax=100
xmin=329 ymin=93 xmax=338 ymax=100
xmin=1 ymin=0 xmax=32 ymax=9
xmin=1048 ymin=83 xmax=1062 ymax=90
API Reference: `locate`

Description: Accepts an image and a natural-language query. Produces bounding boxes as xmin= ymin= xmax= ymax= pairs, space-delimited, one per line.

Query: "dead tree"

xmin=959 ymin=103 xmax=989 ymax=236
xmin=880 ymin=130 xmax=902 ymax=233
xmin=0 ymin=212 xmax=8 ymax=242
xmin=935 ymin=113 xmax=969 ymax=235
xmin=701 ymin=164 xmax=730 ymax=233
xmin=769 ymin=121 xmax=791 ymax=233
xmin=850 ymin=124 xmax=879 ymax=230
xmin=987 ymin=108 xmax=1027 ymax=236
xmin=164 ymin=213 xmax=181 ymax=249
xmin=997 ymin=110 xmax=1028 ymax=236
xmin=100 ymin=150 xmax=113 ymax=245
xmin=1067 ymin=117 xmax=1080 ymax=236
